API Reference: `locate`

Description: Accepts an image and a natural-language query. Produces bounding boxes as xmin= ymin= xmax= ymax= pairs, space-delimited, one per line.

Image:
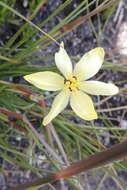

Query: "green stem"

xmin=0 ymin=1 xmax=59 ymax=46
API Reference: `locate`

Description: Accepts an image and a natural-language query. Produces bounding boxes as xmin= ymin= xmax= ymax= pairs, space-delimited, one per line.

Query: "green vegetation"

xmin=0 ymin=0 xmax=127 ymax=189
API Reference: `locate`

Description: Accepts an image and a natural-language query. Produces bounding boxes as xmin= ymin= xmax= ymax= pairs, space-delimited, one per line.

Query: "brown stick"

xmin=7 ymin=140 xmax=127 ymax=190
xmin=0 ymin=108 xmax=27 ymax=132
xmin=0 ymin=108 xmax=23 ymax=120
xmin=54 ymin=140 xmax=127 ymax=179
xmin=60 ymin=0 xmax=119 ymax=32
xmin=7 ymin=174 xmax=55 ymax=190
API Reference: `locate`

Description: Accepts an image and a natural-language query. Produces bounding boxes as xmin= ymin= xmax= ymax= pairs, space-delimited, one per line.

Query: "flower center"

xmin=64 ymin=76 xmax=79 ymax=91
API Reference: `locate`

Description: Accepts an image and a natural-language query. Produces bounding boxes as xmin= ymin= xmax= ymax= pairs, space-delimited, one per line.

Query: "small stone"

xmin=116 ymin=22 xmax=127 ymax=56
xmin=120 ymin=120 xmax=127 ymax=128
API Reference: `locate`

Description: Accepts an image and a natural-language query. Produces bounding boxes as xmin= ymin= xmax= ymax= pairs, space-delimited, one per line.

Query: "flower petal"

xmin=73 ymin=47 xmax=105 ymax=81
xmin=24 ymin=71 xmax=64 ymax=91
xmin=79 ymin=81 xmax=119 ymax=95
xmin=43 ymin=90 xmax=70 ymax=125
xmin=55 ymin=42 xmax=72 ymax=79
xmin=70 ymin=90 xmax=98 ymax=120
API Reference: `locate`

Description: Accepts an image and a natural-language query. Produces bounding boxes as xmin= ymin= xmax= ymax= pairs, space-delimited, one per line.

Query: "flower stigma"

xmin=64 ymin=76 xmax=79 ymax=91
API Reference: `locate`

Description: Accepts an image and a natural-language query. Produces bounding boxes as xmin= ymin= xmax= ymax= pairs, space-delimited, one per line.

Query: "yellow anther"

xmin=68 ymin=76 xmax=77 ymax=83
xmin=64 ymin=76 xmax=79 ymax=91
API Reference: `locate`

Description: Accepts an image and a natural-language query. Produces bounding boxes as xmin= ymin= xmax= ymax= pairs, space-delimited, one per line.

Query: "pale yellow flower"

xmin=24 ymin=42 xmax=119 ymax=125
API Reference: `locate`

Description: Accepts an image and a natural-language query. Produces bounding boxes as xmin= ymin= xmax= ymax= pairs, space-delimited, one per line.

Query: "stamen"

xmin=64 ymin=79 xmax=71 ymax=84
xmin=73 ymin=76 xmax=77 ymax=80
xmin=64 ymin=76 xmax=79 ymax=92
xmin=69 ymin=87 xmax=72 ymax=91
